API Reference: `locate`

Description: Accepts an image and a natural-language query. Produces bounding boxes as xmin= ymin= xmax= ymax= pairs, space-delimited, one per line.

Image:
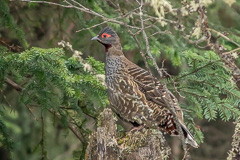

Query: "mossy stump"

xmin=227 ymin=118 xmax=240 ymax=160
xmin=85 ymin=108 xmax=171 ymax=160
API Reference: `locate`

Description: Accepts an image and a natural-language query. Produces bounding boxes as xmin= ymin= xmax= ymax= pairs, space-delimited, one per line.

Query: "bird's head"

xmin=91 ymin=27 xmax=120 ymax=51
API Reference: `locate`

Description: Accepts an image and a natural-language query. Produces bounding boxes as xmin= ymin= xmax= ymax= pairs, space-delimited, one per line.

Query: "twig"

xmin=161 ymin=68 xmax=185 ymax=98
xmin=115 ymin=0 xmax=154 ymax=81
xmin=18 ymin=0 xmax=141 ymax=30
xmin=0 ymin=89 xmax=13 ymax=109
xmin=48 ymin=109 xmax=85 ymax=143
xmin=150 ymin=30 xmax=171 ymax=37
xmin=18 ymin=0 xmax=72 ymax=8
xmin=222 ymin=47 xmax=240 ymax=55
xmin=137 ymin=1 xmax=165 ymax=79
xmin=76 ymin=3 xmax=141 ymax=32
xmin=182 ymin=147 xmax=190 ymax=160
xmin=208 ymin=28 xmax=240 ymax=48
xmin=76 ymin=7 xmax=140 ymax=32
xmin=160 ymin=60 xmax=183 ymax=98
xmin=4 ymin=78 xmax=39 ymax=118
xmin=132 ymin=12 xmax=178 ymax=24
xmin=68 ymin=124 xmax=85 ymax=143
xmin=41 ymin=110 xmax=45 ymax=160
xmin=76 ymin=21 xmax=108 ymax=32
xmin=183 ymin=35 xmax=208 ymax=48
xmin=5 ymin=78 xmax=23 ymax=92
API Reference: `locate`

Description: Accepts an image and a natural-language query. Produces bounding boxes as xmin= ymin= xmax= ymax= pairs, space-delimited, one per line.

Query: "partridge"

xmin=91 ymin=26 xmax=198 ymax=148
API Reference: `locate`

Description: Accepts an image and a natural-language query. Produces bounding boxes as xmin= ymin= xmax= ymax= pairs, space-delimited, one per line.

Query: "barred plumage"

xmin=92 ymin=26 xmax=198 ymax=148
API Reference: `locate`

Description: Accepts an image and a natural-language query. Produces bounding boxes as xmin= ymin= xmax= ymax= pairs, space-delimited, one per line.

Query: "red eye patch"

xmin=101 ymin=33 xmax=111 ymax=38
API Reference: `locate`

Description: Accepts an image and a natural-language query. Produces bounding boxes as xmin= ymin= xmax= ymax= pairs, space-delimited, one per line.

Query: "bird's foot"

xmin=129 ymin=125 xmax=144 ymax=132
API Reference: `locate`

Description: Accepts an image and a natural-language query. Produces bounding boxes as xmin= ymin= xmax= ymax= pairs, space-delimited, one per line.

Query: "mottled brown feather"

xmin=94 ymin=26 xmax=198 ymax=148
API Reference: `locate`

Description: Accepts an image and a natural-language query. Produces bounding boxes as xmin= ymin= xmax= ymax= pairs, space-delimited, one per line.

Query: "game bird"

xmin=91 ymin=26 xmax=198 ymax=148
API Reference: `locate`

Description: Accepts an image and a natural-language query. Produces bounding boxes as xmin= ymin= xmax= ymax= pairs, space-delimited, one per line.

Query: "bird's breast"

xmin=105 ymin=56 xmax=127 ymax=85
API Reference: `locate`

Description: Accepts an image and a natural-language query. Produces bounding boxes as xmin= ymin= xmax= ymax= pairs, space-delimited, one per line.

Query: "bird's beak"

xmin=91 ymin=35 xmax=100 ymax=41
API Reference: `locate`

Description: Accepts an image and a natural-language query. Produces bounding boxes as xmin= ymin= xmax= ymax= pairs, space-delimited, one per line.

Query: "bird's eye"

xmin=101 ymin=33 xmax=111 ymax=38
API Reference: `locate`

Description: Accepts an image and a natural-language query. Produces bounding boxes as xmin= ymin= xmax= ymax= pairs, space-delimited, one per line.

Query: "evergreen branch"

xmin=222 ymin=104 xmax=240 ymax=118
xmin=0 ymin=118 xmax=13 ymax=155
xmin=180 ymin=89 xmax=207 ymax=99
xmin=4 ymin=77 xmax=86 ymax=144
xmin=191 ymin=79 xmax=240 ymax=99
xmin=176 ymin=60 xmax=220 ymax=81
xmin=0 ymin=0 xmax=28 ymax=48
xmin=218 ymin=105 xmax=229 ymax=121
xmin=209 ymin=95 xmax=219 ymax=120
xmin=208 ymin=73 xmax=231 ymax=82
xmin=181 ymin=4 xmax=240 ymax=90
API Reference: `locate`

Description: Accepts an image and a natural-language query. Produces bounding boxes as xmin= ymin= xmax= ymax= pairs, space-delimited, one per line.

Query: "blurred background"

xmin=0 ymin=0 xmax=240 ymax=160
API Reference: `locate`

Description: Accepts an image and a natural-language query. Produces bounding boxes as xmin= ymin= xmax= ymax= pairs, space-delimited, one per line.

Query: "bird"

xmin=91 ymin=26 xmax=198 ymax=148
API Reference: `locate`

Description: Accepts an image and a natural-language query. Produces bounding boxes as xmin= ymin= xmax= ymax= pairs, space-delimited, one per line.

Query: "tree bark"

xmin=85 ymin=108 xmax=172 ymax=160
xmin=227 ymin=118 xmax=240 ymax=160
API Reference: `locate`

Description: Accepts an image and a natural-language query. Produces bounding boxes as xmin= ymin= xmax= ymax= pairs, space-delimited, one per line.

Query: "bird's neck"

xmin=106 ymin=43 xmax=123 ymax=56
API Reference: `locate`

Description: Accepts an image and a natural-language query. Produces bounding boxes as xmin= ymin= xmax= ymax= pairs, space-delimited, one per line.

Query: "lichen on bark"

xmin=85 ymin=108 xmax=171 ymax=160
xmin=227 ymin=118 xmax=240 ymax=160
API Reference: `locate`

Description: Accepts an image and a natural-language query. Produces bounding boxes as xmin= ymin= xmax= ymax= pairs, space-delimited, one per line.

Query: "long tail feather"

xmin=181 ymin=125 xmax=199 ymax=148
xmin=162 ymin=114 xmax=199 ymax=148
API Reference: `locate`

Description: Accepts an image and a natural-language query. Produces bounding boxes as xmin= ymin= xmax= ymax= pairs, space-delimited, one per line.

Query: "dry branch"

xmin=18 ymin=0 xmax=141 ymax=30
xmin=5 ymin=78 xmax=23 ymax=92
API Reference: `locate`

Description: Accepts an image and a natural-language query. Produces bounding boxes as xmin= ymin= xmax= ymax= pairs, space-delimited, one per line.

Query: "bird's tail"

xmin=162 ymin=114 xmax=199 ymax=148
xmin=181 ymin=125 xmax=199 ymax=148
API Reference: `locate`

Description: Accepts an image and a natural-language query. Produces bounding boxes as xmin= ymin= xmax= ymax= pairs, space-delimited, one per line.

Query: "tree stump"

xmin=85 ymin=108 xmax=171 ymax=160
xmin=227 ymin=118 xmax=240 ymax=160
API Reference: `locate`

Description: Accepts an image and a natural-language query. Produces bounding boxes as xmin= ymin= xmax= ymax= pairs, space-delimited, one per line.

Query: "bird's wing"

xmin=106 ymin=73 xmax=155 ymax=127
xmin=127 ymin=65 xmax=180 ymax=115
xmin=127 ymin=66 xmax=183 ymax=126
xmin=127 ymin=65 xmax=198 ymax=148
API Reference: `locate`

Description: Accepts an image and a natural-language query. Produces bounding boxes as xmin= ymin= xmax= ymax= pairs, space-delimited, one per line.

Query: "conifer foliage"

xmin=0 ymin=0 xmax=240 ymax=159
